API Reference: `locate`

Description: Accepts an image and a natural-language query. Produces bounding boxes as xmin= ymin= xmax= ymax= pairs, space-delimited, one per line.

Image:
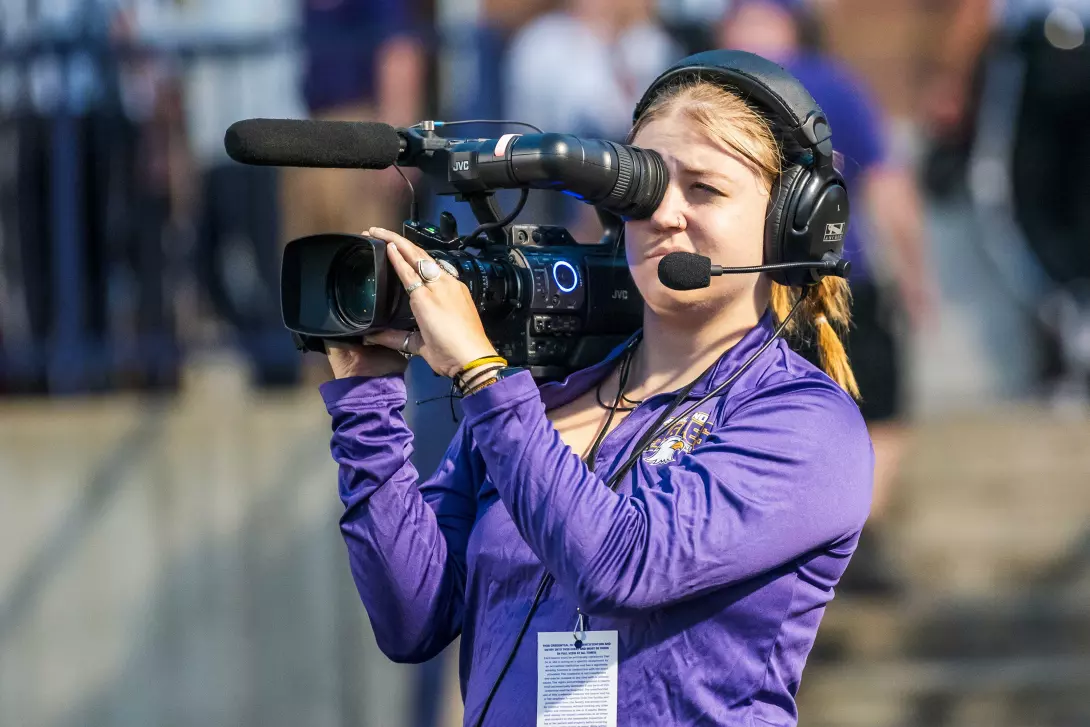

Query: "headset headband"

xmin=632 ymin=50 xmax=835 ymax=166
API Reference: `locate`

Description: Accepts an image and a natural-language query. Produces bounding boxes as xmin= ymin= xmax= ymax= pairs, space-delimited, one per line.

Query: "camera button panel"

xmin=518 ymin=251 xmax=585 ymax=312
xmin=532 ymin=314 xmax=581 ymax=334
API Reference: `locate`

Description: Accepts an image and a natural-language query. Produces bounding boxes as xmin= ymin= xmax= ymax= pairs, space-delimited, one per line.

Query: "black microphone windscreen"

xmin=658 ymin=252 xmax=712 ymax=291
xmin=224 ymin=118 xmax=402 ymax=169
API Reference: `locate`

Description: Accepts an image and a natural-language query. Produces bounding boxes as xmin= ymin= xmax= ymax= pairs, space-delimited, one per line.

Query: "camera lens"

xmin=332 ymin=246 xmax=377 ymax=326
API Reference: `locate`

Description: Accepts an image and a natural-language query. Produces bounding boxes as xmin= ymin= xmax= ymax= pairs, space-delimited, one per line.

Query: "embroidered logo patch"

xmin=823 ymin=222 xmax=846 ymax=244
xmin=642 ymin=411 xmax=713 ymax=465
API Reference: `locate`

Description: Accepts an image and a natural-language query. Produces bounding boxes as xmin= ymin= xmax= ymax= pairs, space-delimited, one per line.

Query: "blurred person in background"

xmin=2 ymin=0 xmax=188 ymax=394
xmin=926 ymin=0 xmax=1090 ymax=400
xmin=503 ymin=0 xmax=681 ymax=142
xmin=144 ymin=0 xmax=308 ymax=390
xmin=283 ymin=0 xmax=426 ymax=245
xmin=502 ymin=0 xmax=683 ymax=240
xmin=719 ymin=0 xmax=935 ymax=594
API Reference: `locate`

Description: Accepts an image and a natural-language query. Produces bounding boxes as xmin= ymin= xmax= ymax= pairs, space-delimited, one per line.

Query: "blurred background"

xmin=1 ymin=0 xmax=1089 ymax=725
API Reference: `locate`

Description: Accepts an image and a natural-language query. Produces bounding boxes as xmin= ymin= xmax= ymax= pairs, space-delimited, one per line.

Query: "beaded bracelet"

xmin=458 ymin=363 xmax=506 ymax=394
xmin=463 ymin=376 xmax=500 ymax=397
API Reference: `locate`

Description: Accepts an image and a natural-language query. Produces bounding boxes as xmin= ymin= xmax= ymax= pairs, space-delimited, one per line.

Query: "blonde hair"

xmin=630 ymin=78 xmax=859 ymax=399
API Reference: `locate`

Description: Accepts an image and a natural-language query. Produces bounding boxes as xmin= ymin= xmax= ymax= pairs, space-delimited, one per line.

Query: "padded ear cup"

xmin=763 ymin=164 xmax=808 ymax=286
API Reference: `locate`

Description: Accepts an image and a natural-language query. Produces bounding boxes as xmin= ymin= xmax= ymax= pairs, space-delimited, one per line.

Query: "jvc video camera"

xmin=225 ymin=119 xmax=669 ymax=380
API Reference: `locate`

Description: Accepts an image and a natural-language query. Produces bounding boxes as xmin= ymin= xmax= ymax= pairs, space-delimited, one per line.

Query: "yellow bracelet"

xmin=456 ymin=355 xmax=507 ymax=384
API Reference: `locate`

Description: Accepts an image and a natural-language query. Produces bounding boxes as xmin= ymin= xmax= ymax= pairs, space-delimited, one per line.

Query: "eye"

xmin=691 ymin=182 xmax=724 ymax=197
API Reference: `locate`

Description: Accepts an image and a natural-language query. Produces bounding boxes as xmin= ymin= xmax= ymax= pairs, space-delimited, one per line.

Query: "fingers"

xmin=368 ymin=226 xmax=430 ymax=265
xmin=369 ymin=227 xmax=456 ymax=296
xmin=367 ymin=227 xmax=434 ymax=293
xmin=382 ymin=238 xmax=423 ymax=293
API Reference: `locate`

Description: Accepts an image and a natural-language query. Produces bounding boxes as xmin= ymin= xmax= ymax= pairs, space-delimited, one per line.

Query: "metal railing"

xmin=0 ymin=23 xmax=485 ymax=395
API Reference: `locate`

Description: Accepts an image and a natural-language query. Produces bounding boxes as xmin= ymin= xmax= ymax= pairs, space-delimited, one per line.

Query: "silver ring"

xmin=398 ymin=331 xmax=414 ymax=358
xmin=436 ymin=259 xmax=459 ymax=279
xmin=405 ymin=281 xmax=424 ymax=295
xmin=417 ymin=259 xmax=442 ymax=283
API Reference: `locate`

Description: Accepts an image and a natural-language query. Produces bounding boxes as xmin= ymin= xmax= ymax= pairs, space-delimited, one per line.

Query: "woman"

xmin=320 ymin=51 xmax=873 ymax=726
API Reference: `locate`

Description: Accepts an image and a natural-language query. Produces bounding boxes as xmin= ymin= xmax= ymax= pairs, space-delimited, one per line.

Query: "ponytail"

xmin=769 ymin=278 xmax=860 ymax=399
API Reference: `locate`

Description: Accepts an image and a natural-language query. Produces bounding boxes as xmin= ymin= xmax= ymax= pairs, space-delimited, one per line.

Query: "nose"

xmin=647 ymin=180 xmax=687 ymax=233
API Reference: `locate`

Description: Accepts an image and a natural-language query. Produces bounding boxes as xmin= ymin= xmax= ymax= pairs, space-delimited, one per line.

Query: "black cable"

xmin=394 ymin=166 xmax=418 ymax=222
xmin=422 ymin=119 xmax=545 ymax=134
xmin=595 ymin=370 xmax=644 ymax=413
xmin=470 ymin=298 xmax=807 ymax=726
xmin=604 ymin=343 xmax=642 ymax=414
xmin=463 ymin=188 xmax=529 ymax=247
xmin=583 ymin=340 xmax=640 ymax=465
xmin=413 ymin=378 xmax=474 ymax=424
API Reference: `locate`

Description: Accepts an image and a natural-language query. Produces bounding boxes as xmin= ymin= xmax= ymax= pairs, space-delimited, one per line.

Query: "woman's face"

xmin=626 ymin=108 xmax=772 ymax=322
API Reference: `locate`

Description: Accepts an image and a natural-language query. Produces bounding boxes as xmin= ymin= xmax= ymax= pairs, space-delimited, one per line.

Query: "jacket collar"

xmin=538 ymin=310 xmax=777 ymax=409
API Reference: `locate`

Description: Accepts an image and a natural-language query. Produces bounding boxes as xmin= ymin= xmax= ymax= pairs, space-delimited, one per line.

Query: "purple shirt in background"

xmin=321 ymin=312 xmax=874 ymax=726
xmin=301 ymin=0 xmax=417 ymax=114
xmin=782 ymin=53 xmax=888 ymax=282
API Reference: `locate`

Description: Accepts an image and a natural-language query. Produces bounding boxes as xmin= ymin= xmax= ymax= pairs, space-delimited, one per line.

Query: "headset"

xmin=632 ymin=49 xmax=852 ymax=288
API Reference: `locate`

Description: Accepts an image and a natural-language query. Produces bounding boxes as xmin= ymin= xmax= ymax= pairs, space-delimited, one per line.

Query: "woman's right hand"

xmin=326 ymin=340 xmax=409 ymax=380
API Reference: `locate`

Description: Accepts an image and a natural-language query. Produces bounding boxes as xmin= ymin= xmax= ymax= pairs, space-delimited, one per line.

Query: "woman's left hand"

xmin=363 ymin=227 xmax=499 ymax=378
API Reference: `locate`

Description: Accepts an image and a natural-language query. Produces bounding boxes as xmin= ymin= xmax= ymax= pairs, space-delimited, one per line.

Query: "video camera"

xmin=224 ymin=118 xmax=669 ymax=380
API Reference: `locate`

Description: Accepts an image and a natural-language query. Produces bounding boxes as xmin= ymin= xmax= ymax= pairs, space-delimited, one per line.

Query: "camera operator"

xmin=318 ymin=52 xmax=873 ymax=726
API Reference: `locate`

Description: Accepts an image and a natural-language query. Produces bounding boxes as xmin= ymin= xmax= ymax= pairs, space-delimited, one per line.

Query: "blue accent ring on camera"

xmin=552 ymin=260 xmax=579 ymax=293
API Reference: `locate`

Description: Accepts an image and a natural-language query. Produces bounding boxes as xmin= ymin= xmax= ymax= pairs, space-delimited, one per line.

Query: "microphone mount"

xmin=708 ymin=252 xmax=851 ymax=278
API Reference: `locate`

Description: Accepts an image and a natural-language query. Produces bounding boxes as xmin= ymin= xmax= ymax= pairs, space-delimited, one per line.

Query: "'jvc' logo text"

xmin=451 ymin=160 xmax=470 ymax=172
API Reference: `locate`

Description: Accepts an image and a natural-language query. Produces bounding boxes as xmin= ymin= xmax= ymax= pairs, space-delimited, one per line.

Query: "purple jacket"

xmin=321 ymin=313 xmax=874 ymax=726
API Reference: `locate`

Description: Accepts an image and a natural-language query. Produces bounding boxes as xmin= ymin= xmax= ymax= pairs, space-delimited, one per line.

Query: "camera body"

xmin=261 ymin=121 xmax=668 ymax=381
xmin=283 ymin=219 xmax=643 ymax=381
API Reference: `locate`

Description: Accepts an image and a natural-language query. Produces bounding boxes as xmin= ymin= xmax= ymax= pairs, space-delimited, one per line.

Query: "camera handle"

xmin=596 ymin=209 xmax=624 ymax=249
xmin=463 ymin=193 xmax=508 ymax=246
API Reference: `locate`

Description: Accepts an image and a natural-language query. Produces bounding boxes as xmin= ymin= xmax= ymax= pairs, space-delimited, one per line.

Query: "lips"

xmin=646 ymin=246 xmax=691 ymax=260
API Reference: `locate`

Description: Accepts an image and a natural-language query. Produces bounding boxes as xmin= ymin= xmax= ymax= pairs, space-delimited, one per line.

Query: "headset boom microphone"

xmin=657 ymin=251 xmax=851 ymax=291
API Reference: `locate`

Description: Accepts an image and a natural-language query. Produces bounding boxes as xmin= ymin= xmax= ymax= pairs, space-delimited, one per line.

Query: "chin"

xmin=646 ymin=287 xmax=709 ymax=314
xmin=641 ymin=282 xmax=734 ymax=324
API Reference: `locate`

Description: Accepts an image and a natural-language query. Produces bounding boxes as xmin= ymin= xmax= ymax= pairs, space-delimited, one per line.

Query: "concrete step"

xmin=799 ymin=655 xmax=1090 ymax=727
